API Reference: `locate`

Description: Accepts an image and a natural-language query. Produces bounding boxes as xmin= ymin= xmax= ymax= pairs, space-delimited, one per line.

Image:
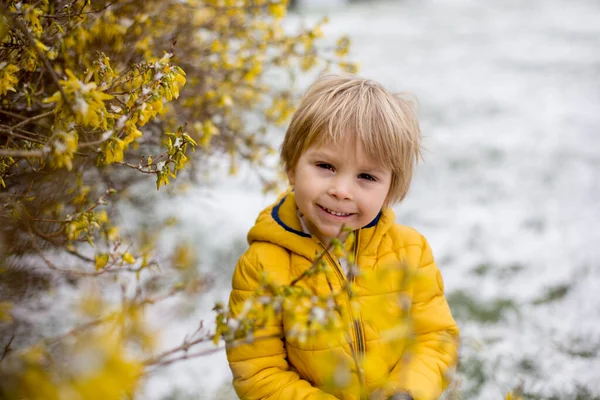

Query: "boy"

xmin=226 ymin=74 xmax=459 ymax=400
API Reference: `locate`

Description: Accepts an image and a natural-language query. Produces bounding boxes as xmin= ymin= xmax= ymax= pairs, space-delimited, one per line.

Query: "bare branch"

xmin=45 ymin=315 xmax=114 ymax=347
xmin=144 ymin=345 xmax=226 ymax=370
xmin=11 ymin=111 xmax=54 ymax=131
xmin=40 ymin=1 xmax=119 ymax=19
xmin=144 ymin=332 xmax=281 ymax=370
xmin=289 ymin=228 xmax=342 ymax=286
xmin=0 ymin=148 xmax=44 ymax=158
xmin=142 ymin=333 xmax=212 ymax=367
xmin=1 ymin=335 xmax=15 ymax=363
xmin=115 ymin=161 xmax=156 ymax=174
xmin=0 ymin=109 xmax=28 ymax=120
xmin=0 ymin=126 xmax=46 ymax=144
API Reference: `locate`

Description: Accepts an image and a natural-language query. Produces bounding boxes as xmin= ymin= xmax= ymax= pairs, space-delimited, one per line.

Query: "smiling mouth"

xmin=318 ymin=205 xmax=354 ymax=217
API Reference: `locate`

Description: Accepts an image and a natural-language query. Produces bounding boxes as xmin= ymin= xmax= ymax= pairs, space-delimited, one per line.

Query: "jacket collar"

xmin=248 ymin=191 xmax=396 ymax=260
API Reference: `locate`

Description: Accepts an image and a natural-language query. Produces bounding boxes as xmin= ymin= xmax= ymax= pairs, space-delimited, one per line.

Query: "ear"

xmin=287 ymin=168 xmax=295 ymax=186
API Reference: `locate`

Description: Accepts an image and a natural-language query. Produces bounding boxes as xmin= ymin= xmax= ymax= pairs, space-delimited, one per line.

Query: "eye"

xmin=316 ymin=163 xmax=334 ymax=171
xmin=358 ymin=173 xmax=377 ymax=182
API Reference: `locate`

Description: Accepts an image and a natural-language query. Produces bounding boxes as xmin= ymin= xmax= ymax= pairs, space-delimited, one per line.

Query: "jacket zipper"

xmin=350 ymin=231 xmax=366 ymax=358
xmin=321 ymin=248 xmax=360 ymax=354
xmin=320 ymin=231 xmax=367 ymax=398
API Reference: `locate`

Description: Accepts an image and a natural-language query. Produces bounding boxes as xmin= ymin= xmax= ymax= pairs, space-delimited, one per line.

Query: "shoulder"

xmin=242 ymin=241 xmax=290 ymax=266
xmin=385 ymin=223 xmax=429 ymax=251
xmin=365 ymin=208 xmax=428 ymax=252
xmin=383 ymin=224 xmax=440 ymax=274
xmin=234 ymin=241 xmax=291 ymax=286
xmin=377 ymin=223 xmax=437 ymax=268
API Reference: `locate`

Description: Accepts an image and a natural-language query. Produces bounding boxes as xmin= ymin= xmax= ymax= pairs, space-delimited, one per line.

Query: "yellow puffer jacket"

xmin=227 ymin=192 xmax=459 ymax=400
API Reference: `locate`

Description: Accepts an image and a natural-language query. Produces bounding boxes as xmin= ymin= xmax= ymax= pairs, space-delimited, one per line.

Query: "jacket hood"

xmin=247 ymin=191 xmax=397 ymax=261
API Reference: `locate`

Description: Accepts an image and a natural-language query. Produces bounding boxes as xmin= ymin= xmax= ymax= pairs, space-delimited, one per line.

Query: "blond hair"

xmin=281 ymin=73 xmax=422 ymax=204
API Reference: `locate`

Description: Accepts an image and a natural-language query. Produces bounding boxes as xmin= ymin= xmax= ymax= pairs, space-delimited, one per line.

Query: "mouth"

xmin=318 ymin=204 xmax=355 ymax=217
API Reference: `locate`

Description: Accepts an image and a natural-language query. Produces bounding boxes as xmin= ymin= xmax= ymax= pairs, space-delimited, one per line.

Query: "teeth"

xmin=323 ymin=207 xmax=350 ymax=217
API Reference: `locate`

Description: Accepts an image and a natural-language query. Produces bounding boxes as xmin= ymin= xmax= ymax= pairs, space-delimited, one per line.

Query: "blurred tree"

xmin=0 ymin=0 xmax=355 ymax=398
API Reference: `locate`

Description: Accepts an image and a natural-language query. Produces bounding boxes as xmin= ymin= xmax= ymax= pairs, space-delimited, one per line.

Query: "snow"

xmin=139 ymin=0 xmax=600 ymax=398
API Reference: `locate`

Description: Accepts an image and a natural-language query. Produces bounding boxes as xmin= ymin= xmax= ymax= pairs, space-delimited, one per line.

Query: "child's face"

xmin=288 ymin=138 xmax=392 ymax=245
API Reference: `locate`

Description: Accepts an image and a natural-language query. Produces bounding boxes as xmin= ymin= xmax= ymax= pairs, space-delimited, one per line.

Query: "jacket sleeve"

xmin=226 ymin=250 xmax=338 ymax=400
xmin=385 ymin=235 xmax=460 ymax=400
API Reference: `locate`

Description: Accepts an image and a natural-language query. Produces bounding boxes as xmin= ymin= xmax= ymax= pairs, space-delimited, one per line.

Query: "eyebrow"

xmin=310 ymin=150 xmax=336 ymax=160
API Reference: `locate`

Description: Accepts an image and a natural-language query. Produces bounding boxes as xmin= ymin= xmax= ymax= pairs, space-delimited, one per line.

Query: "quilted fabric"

xmin=226 ymin=192 xmax=459 ymax=400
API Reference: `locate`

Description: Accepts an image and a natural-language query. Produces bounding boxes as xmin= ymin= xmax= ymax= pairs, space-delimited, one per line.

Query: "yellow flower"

xmin=73 ymin=185 xmax=90 ymax=205
xmin=210 ymin=39 xmax=225 ymax=53
xmin=107 ymin=226 xmax=119 ymax=241
xmin=122 ymin=252 xmax=136 ymax=264
xmin=23 ymin=4 xmax=44 ymax=36
xmin=123 ymin=121 xmax=143 ymax=144
xmin=156 ymin=172 xmax=169 ymax=190
xmin=339 ymin=62 xmax=359 ymax=74
xmin=0 ymin=301 xmax=13 ymax=323
xmin=344 ymin=231 xmax=355 ymax=253
xmin=0 ymin=63 xmax=20 ymax=96
xmin=101 ymin=138 xmax=125 ymax=165
xmin=96 ymin=210 xmax=109 ymax=223
xmin=218 ymin=94 xmax=233 ymax=108
xmin=199 ymin=120 xmax=219 ymax=148
xmin=95 ymin=253 xmax=109 ymax=271
xmin=243 ymin=59 xmax=263 ymax=83
xmin=269 ymin=4 xmax=287 ymax=20
xmin=335 ymin=36 xmax=351 ymax=57
xmin=170 ymin=68 xmax=187 ymax=100
xmin=172 ymin=243 xmax=197 ymax=270
xmin=332 ymin=245 xmax=345 ymax=259
xmin=49 ymin=130 xmax=79 ymax=170
xmin=43 ymin=69 xmax=113 ymax=129
xmin=66 ymin=329 xmax=144 ymax=399
xmin=35 ymin=39 xmax=49 ymax=52
xmin=300 ymin=55 xmax=318 ymax=72
xmin=505 ymin=390 xmax=523 ymax=400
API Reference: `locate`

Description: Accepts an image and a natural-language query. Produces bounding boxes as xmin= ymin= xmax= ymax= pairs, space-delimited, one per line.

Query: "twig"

xmin=78 ymin=136 xmax=116 ymax=148
xmin=0 ymin=126 xmax=46 ymax=144
xmin=28 ymin=229 xmax=97 ymax=277
xmin=1 ymin=335 xmax=15 ymax=363
xmin=44 ymin=286 xmax=185 ymax=349
xmin=144 ymin=332 xmax=281 ymax=369
xmin=45 ymin=315 xmax=114 ymax=346
xmin=137 ymin=286 xmax=183 ymax=307
xmin=11 ymin=111 xmax=54 ymax=131
xmin=144 ymin=345 xmax=226 ymax=370
xmin=142 ymin=334 xmax=212 ymax=366
xmin=67 ymin=249 xmax=95 ymax=263
xmin=0 ymin=109 xmax=27 ymax=120
xmin=289 ymin=242 xmax=335 ymax=286
xmin=40 ymin=0 xmax=119 ymax=18
xmin=26 ymin=226 xmax=153 ymax=277
xmin=0 ymin=148 xmax=44 ymax=158
xmin=114 ymin=161 xmax=155 ymax=174
xmin=180 ymin=2 xmax=278 ymax=12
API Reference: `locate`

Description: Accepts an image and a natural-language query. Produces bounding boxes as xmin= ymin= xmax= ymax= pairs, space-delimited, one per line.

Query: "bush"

xmin=0 ymin=1 xmax=354 ymax=397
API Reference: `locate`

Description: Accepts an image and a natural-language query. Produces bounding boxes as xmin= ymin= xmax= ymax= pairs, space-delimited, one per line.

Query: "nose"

xmin=328 ymin=175 xmax=352 ymax=200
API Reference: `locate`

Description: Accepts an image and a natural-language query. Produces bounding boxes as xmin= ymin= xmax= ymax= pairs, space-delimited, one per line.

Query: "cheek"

xmin=376 ymin=181 xmax=392 ymax=203
xmin=293 ymin=180 xmax=313 ymax=203
xmin=363 ymin=187 xmax=389 ymax=209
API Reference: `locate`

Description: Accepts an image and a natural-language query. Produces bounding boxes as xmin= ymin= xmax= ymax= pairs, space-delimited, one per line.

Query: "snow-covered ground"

xmin=140 ymin=0 xmax=600 ymax=398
